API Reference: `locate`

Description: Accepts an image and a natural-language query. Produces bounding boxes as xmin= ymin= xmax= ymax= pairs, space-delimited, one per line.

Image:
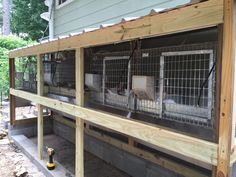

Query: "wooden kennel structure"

xmin=8 ymin=0 xmax=236 ymax=176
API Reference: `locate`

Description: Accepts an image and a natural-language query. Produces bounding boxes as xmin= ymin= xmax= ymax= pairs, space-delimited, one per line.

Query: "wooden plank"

xmin=214 ymin=25 xmax=223 ymax=143
xmin=231 ymin=0 xmax=236 ymax=152
xmin=75 ymin=48 xmax=84 ymax=106
xmin=9 ymin=58 xmax=16 ymax=125
xmin=37 ymin=54 xmax=44 ymax=160
xmin=9 ymin=0 xmax=223 ymax=58
xmin=14 ymin=116 xmax=50 ymax=125
xmin=75 ymin=48 xmax=84 ymax=177
xmin=10 ymin=89 xmax=218 ymax=166
xmin=230 ymin=0 xmax=236 ymax=174
xmin=211 ymin=24 xmax=224 ymax=177
xmin=52 ymin=114 xmax=75 ymax=128
xmin=37 ymin=55 xmax=44 ymax=96
xmin=45 ymin=86 xmax=75 ymax=97
xmin=128 ymin=138 xmax=136 ymax=146
xmin=217 ymin=0 xmax=235 ymax=176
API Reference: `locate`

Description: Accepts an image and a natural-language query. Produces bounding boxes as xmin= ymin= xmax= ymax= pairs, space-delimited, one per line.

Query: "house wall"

xmin=53 ymin=0 xmax=190 ymax=37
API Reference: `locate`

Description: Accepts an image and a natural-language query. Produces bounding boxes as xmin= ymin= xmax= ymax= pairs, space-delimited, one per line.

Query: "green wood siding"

xmin=54 ymin=0 xmax=190 ymax=37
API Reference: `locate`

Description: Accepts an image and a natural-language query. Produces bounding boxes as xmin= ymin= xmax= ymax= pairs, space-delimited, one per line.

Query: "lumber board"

xmin=37 ymin=55 xmax=44 ymax=96
xmin=75 ymin=48 xmax=84 ymax=106
xmin=13 ymin=116 xmax=50 ymax=125
xmin=37 ymin=54 xmax=44 ymax=160
xmin=53 ymin=114 xmax=76 ymax=128
xmin=231 ymin=0 xmax=236 ymax=152
xmin=10 ymin=88 xmax=218 ymax=166
xmin=37 ymin=104 xmax=43 ymax=159
xmin=216 ymin=0 xmax=235 ymax=176
xmin=9 ymin=58 xmax=15 ymax=125
xmin=75 ymin=48 xmax=84 ymax=177
xmin=45 ymin=86 xmax=75 ymax=97
xmin=9 ymin=0 xmax=223 ymax=58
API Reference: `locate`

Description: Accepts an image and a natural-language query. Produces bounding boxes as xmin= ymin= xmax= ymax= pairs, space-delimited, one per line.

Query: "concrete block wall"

xmin=53 ymin=120 xmax=75 ymax=143
xmin=9 ymin=118 xmax=53 ymax=138
xmin=53 ymin=120 xmax=184 ymax=177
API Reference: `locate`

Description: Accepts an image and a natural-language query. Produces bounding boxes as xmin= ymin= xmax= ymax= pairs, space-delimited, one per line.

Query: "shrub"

xmin=0 ymin=35 xmax=31 ymax=98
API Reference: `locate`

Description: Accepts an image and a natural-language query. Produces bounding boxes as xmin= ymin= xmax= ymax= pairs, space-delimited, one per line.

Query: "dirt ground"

xmin=0 ymin=112 xmax=45 ymax=177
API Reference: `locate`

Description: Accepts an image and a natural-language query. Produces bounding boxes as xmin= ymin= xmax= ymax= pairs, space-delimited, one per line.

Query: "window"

xmin=56 ymin=0 xmax=74 ymax=9
xmin=58 ymin=0 xmax=67 ymax=5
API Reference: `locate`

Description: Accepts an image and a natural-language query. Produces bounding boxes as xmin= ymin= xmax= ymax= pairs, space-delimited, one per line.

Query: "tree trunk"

xmin=2 ymin=0 xmax=10 ymax=35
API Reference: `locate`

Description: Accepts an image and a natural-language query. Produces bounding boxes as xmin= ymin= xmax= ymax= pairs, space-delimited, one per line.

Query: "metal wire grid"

xmin=85 ymin=42 xmax=217 ymax=128
xmin=161 ymin=50 xmax=214 ymax=127
xmin=86 ymin=51 xmax=132 ymax=108
xmin=15 ymin=57 xmax=37 ymax=92
xmin=131 ymin=48 xmax=161 ymax=115
xmin=42 ymin=52 xmax=76 ymax=90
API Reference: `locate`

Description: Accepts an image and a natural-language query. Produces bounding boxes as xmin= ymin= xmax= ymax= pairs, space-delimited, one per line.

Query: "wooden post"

xmin=231 ymin=0 xmax=236 ymax=153
xmin=75 ymin=48 xmax=84 ymax=177
xmin=37 ymin=54 xmax=44 ymax=160
xmin=217 ymin=0 xmax=235 ymax=177
xmin=9 ymin=58 xmax=16 ymax=125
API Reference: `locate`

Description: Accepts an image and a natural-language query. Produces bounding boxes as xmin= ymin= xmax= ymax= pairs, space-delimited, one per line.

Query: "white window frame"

xmin=56 ymin=0 xmax=74 ymax=9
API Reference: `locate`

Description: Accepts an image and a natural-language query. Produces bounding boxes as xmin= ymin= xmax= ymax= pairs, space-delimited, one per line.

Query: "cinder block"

xmin=9 ymin=118 xmax=53 ymax=138
xmin=87 ymin=137 xmax=104 ymax=159
xmin=146 ymin=162 xmax=183 ymax=177
xmin=53 ymin=121 xmax=75 ymax=143
xmin=109 ymin=147 xmax=125 ymax=170
xmin=123 ymin=152 xmax=147 ymax=177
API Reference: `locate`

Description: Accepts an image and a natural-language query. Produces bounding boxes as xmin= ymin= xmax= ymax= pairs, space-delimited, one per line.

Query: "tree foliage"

xmin=0 ymin=47 xmax=10 ymax=97
xmin=0 ymin=35 xmax=29 ymax=50
xmin=11 ymin=0 xmax=48 ymax=41
xmin=0 ymin=35 xmax=30 ymax=97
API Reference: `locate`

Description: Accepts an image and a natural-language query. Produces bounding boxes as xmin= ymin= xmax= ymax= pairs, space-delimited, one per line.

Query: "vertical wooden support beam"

xmin=217 ymin=0 xmax=235 ymax=177
xmin=37 ymin=54 xmax=44 ymax=160
xmin=231 ymin=0 xmax=236 ymax=152
xmin=9 ymin=58 xmax=15 ymax=125
xmin=75 ymin=48 xmax=84 ymax=177
xmin=212 ymin=25 xmax=224 ymax=177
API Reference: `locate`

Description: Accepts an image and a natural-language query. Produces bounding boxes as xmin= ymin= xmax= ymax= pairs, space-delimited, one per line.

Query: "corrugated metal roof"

xmin=10 ymin=0 xmax=202 ymax=52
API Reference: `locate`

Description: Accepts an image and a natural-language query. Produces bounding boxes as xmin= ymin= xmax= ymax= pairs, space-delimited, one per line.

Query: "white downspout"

xmin=49 ymin=0 xmax=54 ymax=39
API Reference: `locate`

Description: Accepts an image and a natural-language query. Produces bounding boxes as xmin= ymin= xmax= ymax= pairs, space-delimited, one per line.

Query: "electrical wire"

xmin=40 ymin=23 xmax=49 ymax=40
xmin=197 ymin=61 xmax=216 ymax=106
xmin=116 ymin=41 xmax=138 ymax=95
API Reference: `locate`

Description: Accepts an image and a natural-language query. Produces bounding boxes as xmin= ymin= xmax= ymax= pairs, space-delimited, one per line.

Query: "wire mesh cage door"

xmin=160 ymin=50 xmax=214 ymax=125
xmin=102 ymin=56 xmax=131 ymax=109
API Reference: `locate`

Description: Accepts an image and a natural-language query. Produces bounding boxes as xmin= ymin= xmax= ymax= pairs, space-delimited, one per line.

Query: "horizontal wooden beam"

xmin=9 ymin=0 xmax=223 ymax=58
xmin=10 ymin=88 xmax=218 ymax=166
xmin=13 ymin=116 xmax=50 ymax=125
xmin=53 ymin=114 xmax=76 ymax=128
